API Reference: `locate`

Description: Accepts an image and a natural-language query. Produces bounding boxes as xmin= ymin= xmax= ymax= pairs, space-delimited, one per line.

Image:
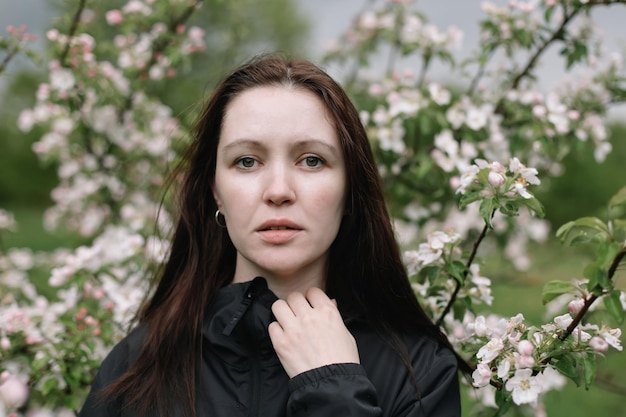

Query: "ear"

xmin=212 ymin=186 xmax=223 ymax=211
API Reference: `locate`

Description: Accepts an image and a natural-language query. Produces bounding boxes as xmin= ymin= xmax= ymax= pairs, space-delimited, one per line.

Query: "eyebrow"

xmin=221 ymin=138 xmax=341 ymax=155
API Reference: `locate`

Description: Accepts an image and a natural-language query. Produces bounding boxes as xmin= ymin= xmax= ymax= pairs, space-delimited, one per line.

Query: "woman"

xmin=79 ymin=54 xmax=467 ymax=417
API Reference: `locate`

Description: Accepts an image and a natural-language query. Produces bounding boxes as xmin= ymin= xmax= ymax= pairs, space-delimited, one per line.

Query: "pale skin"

xmin=213 ymin=86 xmax=360 ymax=378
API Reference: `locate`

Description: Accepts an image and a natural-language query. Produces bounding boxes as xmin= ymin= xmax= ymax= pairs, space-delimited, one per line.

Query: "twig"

xmin=559 ymin=247 xmax=626 ymax=341
xmin=59 ymin=0 xmax=87 ymax=67
xmin=509 ymin=5 xmax=580 ymax=91
xmin=507 ymin=0 xmax=626 ymax=92
xmin=594 ymin=374 xmax=626 ymax=397
xmin=467 ymin=47 xmax=496 ymax=97
xmin=436 ymin=213 xmax=493 ymax=326
xmin=118 ymin=0 xmax=201 ymax=119
xmin=416 ymin=53 xmax=430 ymax=89
xmin=0 ymin=45 xmax=19 ymax=73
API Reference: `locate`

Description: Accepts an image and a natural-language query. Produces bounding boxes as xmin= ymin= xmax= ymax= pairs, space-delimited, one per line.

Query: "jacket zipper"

xmin=249 ymin=334 xmax=262 ymax=416
xmin=222 ymin=278 xmax=263 ymax=336
xmin=221 ymin=278 xmax=266 ymax=416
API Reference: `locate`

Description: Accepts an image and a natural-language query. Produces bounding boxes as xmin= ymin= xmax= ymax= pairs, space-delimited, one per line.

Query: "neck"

xmin=232 ymin=263 xmax=326 ymax=299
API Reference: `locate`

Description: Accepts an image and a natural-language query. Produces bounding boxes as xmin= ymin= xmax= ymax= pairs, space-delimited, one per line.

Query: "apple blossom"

xmin=472 ymin=362 xmax=493 ymax=387
xmin=589 ymin=336 xmax=609 ymax=352
xmin=505 ymin=368 xmax=542 ymax=405
xmin=2 ymin=0 xmax=625 ymax=415
xmin=554 ymin=313 xmax=573 ymax=330
xmin=477 ymin=337 xmax=505 ymax=364
xmin=568 ymin=298 xmax=585 ymax=314
xmin=0 ymin=375 xmax=29 ymax=409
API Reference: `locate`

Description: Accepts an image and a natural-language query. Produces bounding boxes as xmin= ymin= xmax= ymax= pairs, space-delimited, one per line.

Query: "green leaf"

xmin=608 ymin=185 xmax=626 ymax=211
xmin=494 ymin=388 xmax=513 ymax=416
xmin=41 ymin=377 xmax=58 ymax=396
xmin=604 ymin=290 xmax=625 ymax=325
xmin=582 ymin=354 xmax=596 ymax=390
xmin=446 ymin=260 xmax=467 ymax=284
xmin=556 ymin=217 xmax=610 ymax=246
xmin=553 ymin=355 xmax=581 ymax=386
xmin=597 ymin=241 xmax=624 ymax=271
xmin=519 ymin=196 xmax=545 ymax=218
xmin=542 ymin=280 xmax=577 ymax=305
xmin=479 ymin=198 xmax=497 ymax=228
xmin=417 ymin=265 xmax=441 ymax=285
xmin=545 ymin=5 xmax=556 ymax=22
xmin=459 ymin=191 xmax=482 ymax=210
xmin=583 ymin=263 xmax=606 ymax=293
xmin=613 ymin=220 xmax=626 ymax=242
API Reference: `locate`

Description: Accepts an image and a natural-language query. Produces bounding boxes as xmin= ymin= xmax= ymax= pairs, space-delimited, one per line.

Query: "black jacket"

xmin=79 ymin=278 xmax=460 ymax=416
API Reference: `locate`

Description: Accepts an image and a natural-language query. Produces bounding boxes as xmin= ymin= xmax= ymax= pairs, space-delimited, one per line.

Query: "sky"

xmin=1 ymin=0 xmax=625 ymax=95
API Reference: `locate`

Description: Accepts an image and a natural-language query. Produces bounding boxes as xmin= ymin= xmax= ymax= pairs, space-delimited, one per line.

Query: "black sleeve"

xmin=400 ymin=345 xmax=461 ymax=416
xmin=287 ymin=363 xmax=382 ymax=417
xmin=77 ymin=339 xmax=129 ymax=417
xmin=285 ymin=342 xmax=461 ymax=417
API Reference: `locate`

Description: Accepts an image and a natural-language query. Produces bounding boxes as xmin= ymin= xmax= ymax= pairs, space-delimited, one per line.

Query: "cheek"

xmin=312 ymin=181 xmax=347 ymax=219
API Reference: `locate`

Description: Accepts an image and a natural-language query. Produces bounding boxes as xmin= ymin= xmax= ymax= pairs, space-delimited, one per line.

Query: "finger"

xmin=305 ymin=287 xmax=334 ymax=309
xmin=285 ymin=291 xmax=313 ymax=316
xmin=267 ymin=320 xmax=283 ymax=340
xmin=271 ymin=299 xmax=296 ymax=325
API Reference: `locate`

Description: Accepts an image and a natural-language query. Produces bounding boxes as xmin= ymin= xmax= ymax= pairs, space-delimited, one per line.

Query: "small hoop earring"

xmin=215 ymin=209 xmax=226 ymax=228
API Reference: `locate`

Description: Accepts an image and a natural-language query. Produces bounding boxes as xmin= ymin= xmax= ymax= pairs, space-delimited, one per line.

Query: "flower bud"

xmin=517 ymin=340 xmax=534 ymax=356
xmin=0 ymin=337 xmax=10 ymax=350
xmin=472 ymin=362 xmax=492 ymax=387
xmin=589 ymin=336 xmax=609 ymax=352
xmin=568 ymin=298 xmax=585 ymax=314
xmin=0 ymin=375 xmax=29 ymax=408
xmin=488 ymin=171 xmax=505 ymax=187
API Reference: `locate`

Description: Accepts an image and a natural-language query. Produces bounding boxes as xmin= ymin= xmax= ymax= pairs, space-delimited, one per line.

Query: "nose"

xmin=262 ymin=164 xmax=295 ymax=206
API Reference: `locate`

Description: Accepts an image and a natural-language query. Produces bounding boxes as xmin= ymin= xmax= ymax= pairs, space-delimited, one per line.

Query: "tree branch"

xmin=0 ymin=45 xmax=19 ymax=74
xmin=467 ymin=47 xmax=497 ymax=97
xmin=509 ymin=5 xmax=580 ymax=91
xmin=59 ymin=0 xmax=87 ymax=67
xmin=559 ymin=247 xmax=626 ymax=341
xmin=436 ymin=213 xmax=493 ymax=326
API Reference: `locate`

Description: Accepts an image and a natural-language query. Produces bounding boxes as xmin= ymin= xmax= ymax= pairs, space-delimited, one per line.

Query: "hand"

xmin=268 ymin=287 xmax=360 ymax=378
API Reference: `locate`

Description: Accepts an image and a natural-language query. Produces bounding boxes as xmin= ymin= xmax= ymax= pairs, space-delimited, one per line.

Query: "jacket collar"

xmin=202 ymin=277 xmax=280 ymax=367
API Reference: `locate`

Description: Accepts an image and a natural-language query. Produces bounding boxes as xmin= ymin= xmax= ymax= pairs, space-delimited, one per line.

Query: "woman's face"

xmin=213 ymin=86 xmax=347 ymax=289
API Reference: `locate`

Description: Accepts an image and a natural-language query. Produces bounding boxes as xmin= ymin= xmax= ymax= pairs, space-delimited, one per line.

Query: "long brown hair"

xmin=105 ymin=53 xmax=469 ymax=416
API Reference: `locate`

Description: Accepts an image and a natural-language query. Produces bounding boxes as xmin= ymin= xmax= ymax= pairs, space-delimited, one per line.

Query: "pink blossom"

xmin=188 ymin=26 xmax=205 ymax=42
xmin=514 ymin=353 xmax=535 ymax=368
xmin=532 ymin=105 xmax=546 ymax=118
xmin=568 ymin=110 xmax=580 ymax=121
xmin=554 ymin=313 xmax=573 ymax=330
xmin=538 ymin=366 xmax=566 ymax=391
xmin=589 ymin=336 xmax=609 ymax=352
xmin=472 ymin=362 xmax=492 ymax=387
xmin=488 ymin=171 xmax=505 ymax=187
xmin=0 ymin=375 xmax=29 ymax=408
xmin=477 ymin=338 xmax=504 ymax=364
xmin=0 ymin=337 xmax=10 ymax=350
xmin=17 ymin=109 xmax=35 ymax=132
xmin=517 ymin=340 xmax=534 ymax=356
xmin=105 ymin=10 xmax=124 ymax=25
xmin=601 ymin=328 xmax=622 ymax=351
xmin=568 ymin=298 xmax=585 ymax=314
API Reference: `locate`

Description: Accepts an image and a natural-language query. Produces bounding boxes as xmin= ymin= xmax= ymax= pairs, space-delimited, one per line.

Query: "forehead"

xmin=220 ymin=86 xmax=337 ymax=144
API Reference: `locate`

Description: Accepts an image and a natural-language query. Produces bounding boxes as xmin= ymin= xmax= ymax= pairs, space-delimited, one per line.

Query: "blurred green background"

xmin=1 ymin=1 xmax=625 ymax=416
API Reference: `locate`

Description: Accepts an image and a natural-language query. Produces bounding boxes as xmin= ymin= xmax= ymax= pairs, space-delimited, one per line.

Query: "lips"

xmin=257 ymin=219 xmax=302 ymax=244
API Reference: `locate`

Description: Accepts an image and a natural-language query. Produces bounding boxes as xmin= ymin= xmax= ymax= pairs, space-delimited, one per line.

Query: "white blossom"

xmin=505 ymin=368 xmax=542 ymax=405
